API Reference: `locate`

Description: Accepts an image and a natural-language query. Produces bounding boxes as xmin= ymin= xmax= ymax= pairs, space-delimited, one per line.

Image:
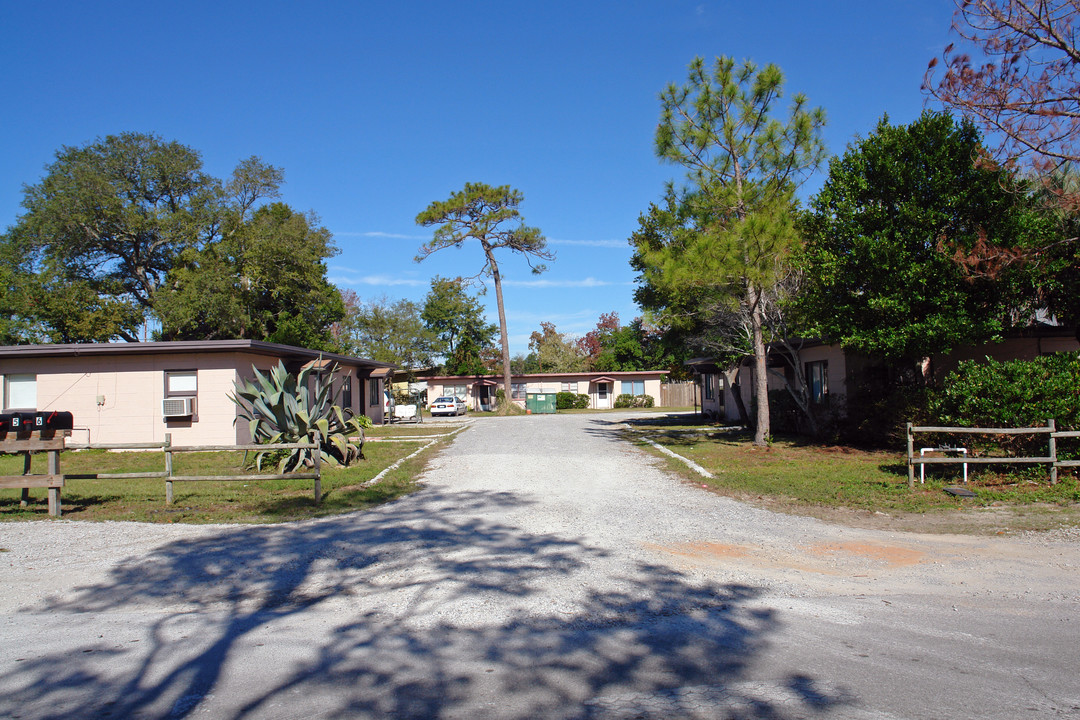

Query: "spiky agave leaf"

xmin=230 ymin=359 xmax=370 ymax=472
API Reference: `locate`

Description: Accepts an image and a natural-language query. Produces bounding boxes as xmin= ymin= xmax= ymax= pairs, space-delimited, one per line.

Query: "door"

xmin=595 ymin=382 xmax=610 ymax=409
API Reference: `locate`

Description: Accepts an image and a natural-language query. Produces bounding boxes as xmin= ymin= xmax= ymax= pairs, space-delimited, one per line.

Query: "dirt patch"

xmin=805 ymin=541 xmax=925 ymax=567
xmin=649 ymin=541 xmax=751 ymax=561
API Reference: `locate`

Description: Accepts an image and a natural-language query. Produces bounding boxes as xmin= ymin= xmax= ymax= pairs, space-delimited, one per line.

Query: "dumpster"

xmin=525 ymin=393 xmax=557 ymax=414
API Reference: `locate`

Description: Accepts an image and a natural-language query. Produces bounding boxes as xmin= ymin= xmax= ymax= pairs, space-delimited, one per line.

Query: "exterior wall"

xmin=794 ymin=344 xmax=848 ymax=410
xmin=698 ymin=373 xmax=723 ymax=420
xmin=933 ymin=335 xmax=1079 ymax=379
xmin=0 ymin=349 xmax=387 ymax=446
xmin=713 ymin=344 xmax=850 ymax=425
xmin=0 ymin=352 xmax=254 ymax=446
xmin=704 ymin=332 xmax=1080 ymax=431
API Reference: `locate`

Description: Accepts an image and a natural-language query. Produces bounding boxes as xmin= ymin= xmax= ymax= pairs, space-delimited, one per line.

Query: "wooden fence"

xmin=63 ymin=433 xmax=322 ymax=508
xmin=660 ymin=382 xmax=698 ymax=408
xmin=906 ymin=420 xmax=1077 ymax=488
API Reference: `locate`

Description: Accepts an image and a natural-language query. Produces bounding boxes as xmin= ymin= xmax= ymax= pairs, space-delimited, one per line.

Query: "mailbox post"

xmin=0 ymin=411 xmax=73 ymax=517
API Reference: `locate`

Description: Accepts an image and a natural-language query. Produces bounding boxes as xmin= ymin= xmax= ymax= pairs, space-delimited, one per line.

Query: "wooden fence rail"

xmin=36 ymin=434 xmax=323 ymax=514
xmin=906 ymin=420 xmax=1077 ymax=488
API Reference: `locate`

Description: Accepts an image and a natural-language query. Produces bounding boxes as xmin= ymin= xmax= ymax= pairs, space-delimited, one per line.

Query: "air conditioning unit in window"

xmin=162 ymin=397 xmax=195 ymax=418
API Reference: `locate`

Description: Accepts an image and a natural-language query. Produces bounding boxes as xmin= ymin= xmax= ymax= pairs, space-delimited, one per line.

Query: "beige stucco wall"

xmin=709 ymin=335 xmax=1080 ymax=429
xmin=0 ymin=348 xmax=387 ymax=445
xmin=0 ymin=352 xmax=261 ymax=446
xmin=0 ymin=351 xmax=384 ymax=445
xmin=712 ymin=344 xmax=850 ymax=424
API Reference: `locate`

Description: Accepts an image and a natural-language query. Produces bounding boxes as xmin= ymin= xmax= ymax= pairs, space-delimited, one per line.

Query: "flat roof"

xmin=420 ymin=370 xmax=669 ymax=382
xmin=0 ymin=340 xmax=395 ymax=370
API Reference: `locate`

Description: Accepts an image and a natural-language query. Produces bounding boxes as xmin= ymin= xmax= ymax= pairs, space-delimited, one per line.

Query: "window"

xmin=446 ymin=385 xmax=468 ymax=400
xmin=703 ymin=374 xmax=714 ymax=401
xmin=165 ymin=370 xmax=197 ymax=396
xmin=369 ymin=378 xmax=381 ymax=406
xmin=4 ymin=374 xmax=36 ymax=409
xmin=620 ymin=380 xmax=645 ymax=396
xmin=597 ymin=382 xmax=608 ymax=399
xmin=511 ymin=383 xmax=526 ymax=400
xmin=342 ymin=376 xmax=353 ymax=410
xmin=163 ymin=370 xmax=197 ymax=419
xmin=806 ymin=361 xmax=828 ymax=404
xmin=561 ymin=382 xmax=578 ymax=393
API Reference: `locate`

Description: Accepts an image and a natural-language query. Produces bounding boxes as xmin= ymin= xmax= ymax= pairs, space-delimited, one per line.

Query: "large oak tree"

xmin=2 ymin=132 xmax=343 ymax=347
xmin=798 ymin=112 xmax=1051 ymax=371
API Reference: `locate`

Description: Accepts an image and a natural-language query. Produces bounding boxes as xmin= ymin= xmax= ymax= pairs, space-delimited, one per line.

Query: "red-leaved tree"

xmin=924 ymin=0 xmax=1079 ymax=175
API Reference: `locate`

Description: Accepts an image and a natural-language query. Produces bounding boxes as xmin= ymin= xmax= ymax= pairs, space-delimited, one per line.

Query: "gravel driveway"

xmin=1 ymin=412 xmax=1078 ymax=719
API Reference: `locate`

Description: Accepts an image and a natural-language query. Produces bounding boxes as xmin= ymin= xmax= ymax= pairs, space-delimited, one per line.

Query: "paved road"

xmin=1 ymin=412 xmax=1078 ymax=719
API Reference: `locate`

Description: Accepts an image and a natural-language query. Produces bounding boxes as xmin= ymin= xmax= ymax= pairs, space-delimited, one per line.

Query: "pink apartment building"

xmin=0 ymin=341 xmax=394 ymax=446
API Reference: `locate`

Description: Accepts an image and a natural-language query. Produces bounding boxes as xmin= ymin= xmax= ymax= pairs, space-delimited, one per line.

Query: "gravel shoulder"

xmin=1 ymin=412 xmax=1078 ymax=719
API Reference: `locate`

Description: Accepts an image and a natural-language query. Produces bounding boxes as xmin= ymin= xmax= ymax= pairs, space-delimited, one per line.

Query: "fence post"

xmin=20 ymin=452 xmax=31 ymax=507
xmin=164 ymin=433 xmax=174 ymax=504
xmin=313 ymin=444 xmax=322 ymax=505
xmin=47 ymin=447 xmax=61 ymax=517
xmin=906 ymin=422 xmax=915 ymax=488
xmin=1049 ymin=419 xmax=1058 ymax=484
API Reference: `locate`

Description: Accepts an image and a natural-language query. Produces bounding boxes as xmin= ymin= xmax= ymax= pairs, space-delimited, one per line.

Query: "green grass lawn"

xmin=0 ymin=430 xmax=452 ymax=523
xmin=621 ymin=416 xmax=1080 ymax=532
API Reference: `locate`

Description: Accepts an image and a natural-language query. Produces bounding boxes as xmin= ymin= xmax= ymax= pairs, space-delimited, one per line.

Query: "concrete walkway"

xmin=0 ymin=412 xmax=1077 ymax=719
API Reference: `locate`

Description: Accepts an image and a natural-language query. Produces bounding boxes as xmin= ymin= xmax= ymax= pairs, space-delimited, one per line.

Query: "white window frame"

xmin=165 ymin=370 xmax=197 ymax=397
xmin=4 ymin=374 xmax=36 ymax=409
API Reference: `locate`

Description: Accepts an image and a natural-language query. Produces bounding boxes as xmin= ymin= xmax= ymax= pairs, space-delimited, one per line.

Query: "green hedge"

xmin=928 ymin=352 xmax=1080 ymax=459
xmin=614 ymin=393 xmax=655 ymax=409
xmin=556 ymin=392 xmax=590 ymax=410
xmin=930 ymin=352 xmax=1080 ymax=430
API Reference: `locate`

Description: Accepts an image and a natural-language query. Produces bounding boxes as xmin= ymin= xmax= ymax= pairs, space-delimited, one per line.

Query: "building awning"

xmin=301 ymin=357 xmax=335 ymax=370
xmin=590 ymin=376 xmax=617 ymax=384
xmin=474 ymin=379 xmax=500 ymax=386
xmin=368 ymin=367 xmax=393 ymax=378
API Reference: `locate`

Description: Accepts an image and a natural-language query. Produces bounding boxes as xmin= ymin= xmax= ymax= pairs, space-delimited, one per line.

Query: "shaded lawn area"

xmin=621 ymin=416 xmax=1080 ymax=530
xmin=0 ymin=436 xmax=442 ymax=523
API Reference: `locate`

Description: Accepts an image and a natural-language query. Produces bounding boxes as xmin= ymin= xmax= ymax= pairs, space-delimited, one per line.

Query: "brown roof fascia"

xmin=417 ymin=370 xmax=669 ymax=381
xmin=0 ymin=340 xmax=395 ymax=370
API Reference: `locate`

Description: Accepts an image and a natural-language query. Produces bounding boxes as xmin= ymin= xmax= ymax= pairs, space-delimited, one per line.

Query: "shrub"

xmin=930 ymin=353 xmax=1080 ymax=429
xmin=767 ymin=390 xmax=801 ymax=435
xmin=556 ymin=391 xmax=576 ymax=410
xmin=928 ymin=352 xmax=1080 ymax=457
xmin=574 ymin=393 xmax=590 ymax=409
xmin=838 ymin=383 xmax=929 ymax=447
xmin=230 ymin=360 xmax=370 ymax=472
xmin=614 ymin=394 xmax=655 ymax=409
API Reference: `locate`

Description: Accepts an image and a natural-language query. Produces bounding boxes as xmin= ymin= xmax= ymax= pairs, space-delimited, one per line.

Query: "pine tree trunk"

xmin=750 ymin=288 xmax=770 ymax=446
xmin=489 ymin=251 xmax=513 ymax=413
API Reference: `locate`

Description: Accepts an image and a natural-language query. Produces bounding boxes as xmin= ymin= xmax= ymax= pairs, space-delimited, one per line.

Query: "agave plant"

xmin=229 ymin=359 xmax=371 ymax=472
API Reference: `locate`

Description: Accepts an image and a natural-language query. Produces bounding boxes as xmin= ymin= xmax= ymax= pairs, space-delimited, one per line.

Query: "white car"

xmin=429 ymin=396 xmax=467 ymax=416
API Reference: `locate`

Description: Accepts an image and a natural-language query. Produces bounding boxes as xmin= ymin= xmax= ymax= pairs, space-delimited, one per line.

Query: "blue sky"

xmin=0 ymin=1 xmax=958 ymax=355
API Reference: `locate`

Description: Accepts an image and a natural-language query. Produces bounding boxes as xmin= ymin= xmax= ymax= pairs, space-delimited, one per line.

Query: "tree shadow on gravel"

xmin=0 ymin=487 xmax=857 ymax=720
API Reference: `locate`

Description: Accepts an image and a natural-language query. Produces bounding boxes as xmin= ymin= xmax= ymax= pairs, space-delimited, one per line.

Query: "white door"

xmin=595 ymin=382 xmax=610 ymax=409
